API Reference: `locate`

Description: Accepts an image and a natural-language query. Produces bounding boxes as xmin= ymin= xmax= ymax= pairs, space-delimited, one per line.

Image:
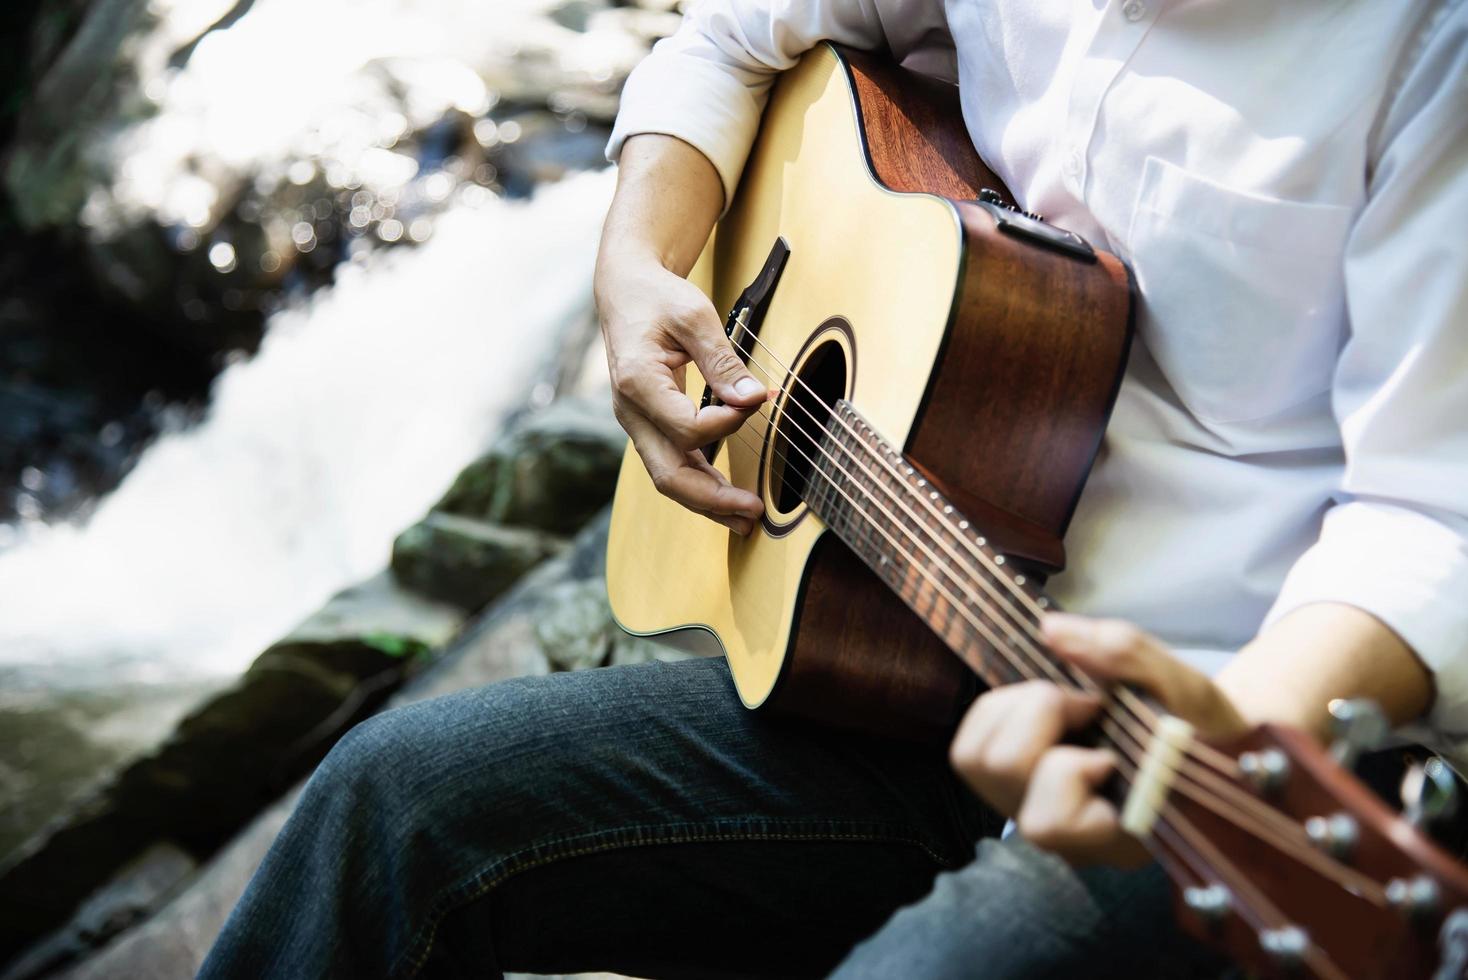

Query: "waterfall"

xmin=0 ymin=170 xmax=613 ymax=687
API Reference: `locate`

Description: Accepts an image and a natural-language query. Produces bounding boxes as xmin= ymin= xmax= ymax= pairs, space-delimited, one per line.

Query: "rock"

xmin=49 ymin=791 xmax=300 ymax=980
xmin=52 ymin=512 xmax=617 ymax=979
xmin=436 ymin=399 xmax=626 ymax=536
xmin=40 ymin=509 xmax=713 ymax=977
xmin=535 ymin=580 xmax=614 ymax=671
xmin=0 ymin=573 xmax=464 ymax=967
xmin=3 ymin=0 xmax=152 ymax=234
xmin=609 ymin=632 xmax=702 ymax=668
xmin=3 ymin=843 xmax=196 ymax=980
xmin=392 ymin=512 xmax=566 ymax=612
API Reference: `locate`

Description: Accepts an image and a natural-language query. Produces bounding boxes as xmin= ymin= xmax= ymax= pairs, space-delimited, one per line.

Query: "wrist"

xmin=594 ymin=243 xmax=671 ymax=311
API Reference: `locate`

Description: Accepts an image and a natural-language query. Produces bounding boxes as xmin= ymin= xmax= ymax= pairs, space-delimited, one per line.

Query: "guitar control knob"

xmin=1402 ymin=756 xmax=1460 ymax=831
xmin=1328 ymin=698 xmax=1389 ymax=769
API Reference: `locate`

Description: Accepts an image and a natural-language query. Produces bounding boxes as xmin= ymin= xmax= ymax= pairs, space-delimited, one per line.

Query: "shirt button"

xmin=1123 ymin=0 xmax=1146 ymax=20
xmin=1062 ymin=149 xmax=1082 ymax=177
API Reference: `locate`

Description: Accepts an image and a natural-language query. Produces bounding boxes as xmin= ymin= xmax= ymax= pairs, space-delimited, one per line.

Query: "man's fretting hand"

xmin=949 ymin=612 xmax=1249 ymax=867
xmin=595 ymin=134 xmax=770 ymax=536
xmin=949 ymin=602 xmax=1433 ymax=867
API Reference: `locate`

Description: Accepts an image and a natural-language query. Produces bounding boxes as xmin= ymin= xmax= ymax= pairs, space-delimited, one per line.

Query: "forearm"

xmin=1214 ymin=602 xmax=1434 ymax=741
xmin=597 ymin=134 xmax=723 ymax=281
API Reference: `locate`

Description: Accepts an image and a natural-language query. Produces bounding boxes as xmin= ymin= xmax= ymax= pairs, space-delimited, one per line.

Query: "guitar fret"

xmin=804 ymin=400 xmax=1042 ymax=690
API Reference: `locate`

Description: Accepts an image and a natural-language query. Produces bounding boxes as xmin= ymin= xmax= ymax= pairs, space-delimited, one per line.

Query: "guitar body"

xmin=606 ymin=43 xmax=1133 ymax=738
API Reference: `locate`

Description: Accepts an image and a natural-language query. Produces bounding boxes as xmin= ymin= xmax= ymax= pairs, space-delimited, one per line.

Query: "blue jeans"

xmin=200 ymin=657 xmax=1223 ymax=978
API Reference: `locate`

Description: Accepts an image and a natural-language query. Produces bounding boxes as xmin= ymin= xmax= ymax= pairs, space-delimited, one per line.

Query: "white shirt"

xmin=606 ymin=1 xmax=1468 ymax=757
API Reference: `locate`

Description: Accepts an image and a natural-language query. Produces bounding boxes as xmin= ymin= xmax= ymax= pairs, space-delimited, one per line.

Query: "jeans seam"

xmin=396 ymin=822 xmax=956 ymax=978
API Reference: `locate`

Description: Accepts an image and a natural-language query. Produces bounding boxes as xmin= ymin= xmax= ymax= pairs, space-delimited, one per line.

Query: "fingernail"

xmin=1041 ymin=612 xmax=1091 ymax=645
xmin=734 ymin=377 xmax=764 ymax=399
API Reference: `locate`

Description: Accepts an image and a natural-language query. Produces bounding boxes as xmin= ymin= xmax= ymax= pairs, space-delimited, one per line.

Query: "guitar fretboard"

xmin=801 ymin=400 xmax=1052 ymax=690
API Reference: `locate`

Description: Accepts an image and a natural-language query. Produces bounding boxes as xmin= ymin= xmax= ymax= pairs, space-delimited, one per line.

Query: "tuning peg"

xmin=1402 ymin=756 xmax=1459 ymax=831
xmin=1259 ymin=925 xmax=1310 ymax=970
xmin=1328 ymin=698 xmax=1389 ymax=768
xmin=1183 ymin=883 xmax=1231 ymax=927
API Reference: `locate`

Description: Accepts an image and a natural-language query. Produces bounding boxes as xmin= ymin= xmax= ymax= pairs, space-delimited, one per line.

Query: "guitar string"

xmin=713 ymin=348 xmax=1378 ymax=895
xmin=731 ymin=327 xmax=1245 ymax=783
xmin=725 ymin=328 xmax=1297 ymax=809
xmin=714 ymin=362 xmax=1333 ymax=875
xmin=1097 ymin=733 xmax=1338 ymax=973
xmin=714 ymin=419 xmax=1386 ymax=905
xmin=1098 ymin=716 xmax=1385 ymax=903
xmin=1157 ymin=811 xmax=1349 ymax=980
xmin=1106 ymin=752 xmax=1324 ymax=972
xmin=1148 ymin=816 xmax=1340 ymax=980
xmin=710 ymin=339 xmax=1326 ymax=853
xmin=722 ymin=337 xmax=1274 ymax=786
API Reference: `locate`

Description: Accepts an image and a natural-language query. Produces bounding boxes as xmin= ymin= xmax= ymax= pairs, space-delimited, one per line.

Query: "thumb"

xmin=678 ymin=312 xmax=769 ymax=408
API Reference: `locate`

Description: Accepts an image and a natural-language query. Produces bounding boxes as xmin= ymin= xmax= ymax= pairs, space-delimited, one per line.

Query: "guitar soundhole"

xmin=770 ymin=333 xmax=849 ymax=516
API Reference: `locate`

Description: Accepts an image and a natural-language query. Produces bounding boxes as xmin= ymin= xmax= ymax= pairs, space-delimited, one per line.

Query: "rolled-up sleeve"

xmin=1263 ymin=10 xmax=1468 ymax=743
xmin=605 ymin=0 xmax=895 ymax=211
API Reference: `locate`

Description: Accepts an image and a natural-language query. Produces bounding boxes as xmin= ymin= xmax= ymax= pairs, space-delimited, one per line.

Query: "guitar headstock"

xmin=1153 ymin=712 xmax=1468 ymax=979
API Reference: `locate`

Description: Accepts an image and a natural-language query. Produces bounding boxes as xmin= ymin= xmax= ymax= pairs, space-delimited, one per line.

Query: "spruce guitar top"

xmin=606 ymin=42 xmax=1468 ymax=979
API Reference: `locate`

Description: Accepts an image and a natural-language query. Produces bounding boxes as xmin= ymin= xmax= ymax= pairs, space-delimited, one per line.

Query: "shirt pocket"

xmin=1125 ymin=155 xmax=1354 ymax=425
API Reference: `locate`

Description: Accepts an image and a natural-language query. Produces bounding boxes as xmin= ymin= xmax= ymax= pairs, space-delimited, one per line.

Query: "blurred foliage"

xmin=360 ymin=633 xmax=432 ymax=661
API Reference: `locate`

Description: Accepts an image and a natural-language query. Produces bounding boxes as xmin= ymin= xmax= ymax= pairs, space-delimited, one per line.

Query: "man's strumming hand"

xmin=595 ymin=134 xmax=770 ymax=535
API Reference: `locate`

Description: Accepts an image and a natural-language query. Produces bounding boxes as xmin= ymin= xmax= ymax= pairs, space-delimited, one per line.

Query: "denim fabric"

xmin=199 ymin=657 xmax=1223 ymax=979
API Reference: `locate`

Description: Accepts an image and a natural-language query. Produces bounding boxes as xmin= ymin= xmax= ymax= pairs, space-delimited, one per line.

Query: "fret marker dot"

xmin=958 ymin=521 xmax=969 ymax=530
xmin=943 ymin=505 xmax=953 ymax=515
xmin=916 ymin=479 xmax=926 ymax=488
xmin=1015 ymin=575 xmax=1026 ymax=586
xmin=994 ymin=555 xmax=1005 ymax=565
xmin=930 ymin=491 xmax=939 ymax=501
xmin=976 ymin=537 xmax=986 ymax=547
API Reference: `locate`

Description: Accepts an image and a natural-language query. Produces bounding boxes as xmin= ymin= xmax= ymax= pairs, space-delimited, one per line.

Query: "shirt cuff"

xmin=1263 ymin=499 xmax=1468 ymax=745
xmin=605 ymin=47 xmax=766 ymax=215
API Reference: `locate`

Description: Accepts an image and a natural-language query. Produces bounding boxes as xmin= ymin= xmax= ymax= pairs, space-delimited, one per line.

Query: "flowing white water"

xmin=0 ymin=169 xmax=613 ymax=687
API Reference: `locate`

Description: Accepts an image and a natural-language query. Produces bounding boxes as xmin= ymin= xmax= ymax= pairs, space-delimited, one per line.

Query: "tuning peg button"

xmin=1239 ymin=748 xmax=1289 ymax=795
xmin=1304 ymin=812 xmax=1358 ymax=860
xmin=1183 ymin=883 xmax=1231 ymax=926
xmin=1402 ymin=756 xmax=1460 ymax=830
xmin=1328 ymin=698 xmax=1389 ymax=768
xmin=1386 ymin=875 xmax=1441 ymax=921
xmin=1260 ymin=925 xmax=1310 ymax=968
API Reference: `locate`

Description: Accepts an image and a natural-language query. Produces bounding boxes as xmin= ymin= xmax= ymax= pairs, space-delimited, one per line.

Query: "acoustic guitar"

xmin=605 ymin=42 xmax=1468 ymax=978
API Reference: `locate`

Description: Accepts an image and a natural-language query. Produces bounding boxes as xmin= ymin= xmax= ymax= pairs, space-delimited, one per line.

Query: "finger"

xmin=616 ymin=349 xmax=765 ymax=451
xmin=622 ymin=410 xmax=764 ymax=520
xmin=668 ymin=306 xmax=772 ymax=408
xmin=686 ymin=504 xmax=754 ymax=535
xmin=1042 ymin=613 xmax=1244 ymax=737
xmin=949 ymin=681 xmax=1100 ymax=815
xmin=1017 ymin=747 xmax=1129 ymax=864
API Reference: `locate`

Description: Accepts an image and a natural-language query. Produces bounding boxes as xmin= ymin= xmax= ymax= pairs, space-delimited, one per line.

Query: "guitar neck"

xmin=802 ymin=399 xmax=1063 ymax=692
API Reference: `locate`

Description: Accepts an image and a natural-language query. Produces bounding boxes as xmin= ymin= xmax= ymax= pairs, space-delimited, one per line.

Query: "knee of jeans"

xmin=310 ymin=706 xmax=423 ymax=805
